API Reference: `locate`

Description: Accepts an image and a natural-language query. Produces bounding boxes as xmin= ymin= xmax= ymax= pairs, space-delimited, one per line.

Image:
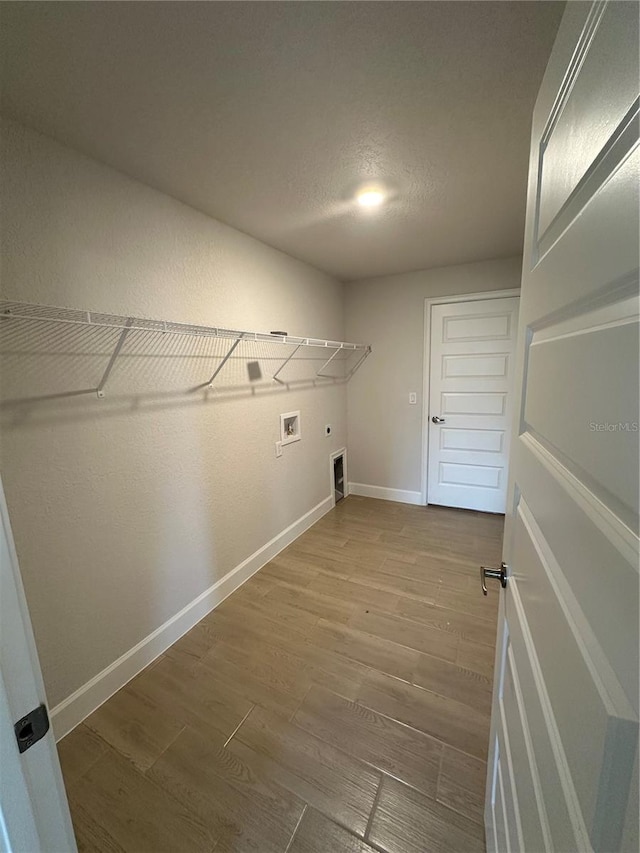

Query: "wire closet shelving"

xmin=0 ymin=301 xmax=372 ymax=399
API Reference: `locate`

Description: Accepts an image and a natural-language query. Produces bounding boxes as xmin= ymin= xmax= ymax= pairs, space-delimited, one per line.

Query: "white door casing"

xmin=426 ymin=295 xmax=519 ymax=513
xmin=0 ymin=477 xmax=76 ymax=852
xmin=485 ymin=3 xmax=639 ymax=853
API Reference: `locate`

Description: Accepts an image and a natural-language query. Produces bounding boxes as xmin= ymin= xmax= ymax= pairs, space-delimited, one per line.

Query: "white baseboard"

xmin=51 ymin=495 xmax=333 ymax=740
xmin=348 ymin=482 xmax=424 ymax=506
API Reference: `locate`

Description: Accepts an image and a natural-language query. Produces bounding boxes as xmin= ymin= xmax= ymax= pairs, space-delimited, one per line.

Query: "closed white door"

xmin=427 ymin=296 xmax=519 ymax=513
xmin=0 ymin=477 xmax=76 ymax=851
xmin=485 ymin=2 xmax=639 ymax=852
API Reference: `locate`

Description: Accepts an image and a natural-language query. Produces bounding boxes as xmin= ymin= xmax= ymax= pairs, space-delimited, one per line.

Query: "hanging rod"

xmin=0 ymin=300 xmax=372 ymax=397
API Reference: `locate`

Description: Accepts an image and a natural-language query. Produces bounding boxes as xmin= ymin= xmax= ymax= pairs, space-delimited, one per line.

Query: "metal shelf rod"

xmin=273 ymin=344 xmax=302 ymax=384
xmin=207 ymin=335 xmax=243 ymax=387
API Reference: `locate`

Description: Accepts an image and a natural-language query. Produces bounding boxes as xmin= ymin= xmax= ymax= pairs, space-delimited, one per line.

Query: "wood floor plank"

xmin=341 ymin=538 xmax=417 ymax=567
xmin=314 ymin=519 xmax=386 ymax=542
xmin=203 ymin=601 xmax=316 ymax=650
xmin=317 ymin=513 xmax=405 ymax=534
xmin=287 ymin=642 xmax=371 ymax=701
xmin=263 ymin=583 xmax=357 ymax=624
xmin=218 ymin=591 xmax=318 ymax=633
xmin=293 ymin=684 xmax=442 ymax=797
xmin=258 ymin=557 xmax=319 ymax=588
xmin=272 ymin=551 xmax=353 ymax=579
xmin=130 ymin=654 xmax=253 ymax=741
xmin=57 ymin=724 xmax=109 ymax=786
xmin=148 ymin=725 xmax=304 ymax=853
xmin=83 ymin=682 xmax=184 ymax=772
xmin=163 ymin=618 xmax=218 ymax=665
xmin=347 ymin=565 xmax=439 ymax=603
xmin=436 ymin=585 xmax=499 ymax=620
xmin=395 ymin=597 xmax=497 ymax=647
xmin=199 ymin=646 xmax=302 ymax=718
xmin=380 ymin=557 xmax=475 ymax=590
xmin=457 ymin=638 xmax=497 ymax=680
xmin=229 ymin=705 xmax=381 ymax=838
xmin=437 ymin=746 xmax=488 ymax=826
xmin=367 ymin=775 xmax=485 ymax=853
xmin=288 ymin=807 xmax=379 ymax=853
xmin=307 ymin=572 xmax=401 ymax=613
xmin=296 ymin=528 xmax=350 ymax=548
xmin=309 ymin=618 xmax=420 ymax=682
xmin=287 ymin=539 xmax=356 ymax=566
xmin=357 ymin=670 xmax=491 ymax=759
xmin=228 ymin=572 xmax=277 ymax=602
xmin=68 ymin=747 xmax=214 ymax=852
xmin=69 ymin=804 xmax=127 ymax=853
xmin=205 ymin=639 xmax=311 ymax=700
xmin=412 ymin=653 xmax=493 ymax=715
xmin=348 ymin=608 xmax=459 ymax=662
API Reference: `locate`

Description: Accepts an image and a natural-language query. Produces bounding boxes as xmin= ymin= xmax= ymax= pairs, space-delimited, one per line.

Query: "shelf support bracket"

xmin=347 ymin=348 xmax=371 ymax=378
xmin=96 ymin=319 xmax=133 ymax=398
xmin=207 ymin=335 xmax=243 ymax=387
xmin=273 ymin=344 xmax=301 ymax=384
xmin=316 ymin=347 xmax=341 ymax=378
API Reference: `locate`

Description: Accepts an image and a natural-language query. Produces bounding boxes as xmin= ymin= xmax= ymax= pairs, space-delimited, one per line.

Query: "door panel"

xmin=443 ymin=354 xmax=509 ymax=378
xmin=486 ymin=3 xmax=639 ymax=852
xmin=441 ymin=428 xmax=504 ymax=454
xmin=502 ymin=649 xmax=549 ymax=853
xmin=428 ymin=297 xmax=519 ymax=512
xmin=525 ymin=297 xmax=639 ymax=528
xmin=536 ymin=2 xmax=639 ymax=240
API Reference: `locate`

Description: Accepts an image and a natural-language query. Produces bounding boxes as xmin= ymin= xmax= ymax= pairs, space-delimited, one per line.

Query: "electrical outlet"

xmin=409 ymin=392 xmax=417 ymax=404
xmin=325 ymin=424 xmax=332 ymax=436
xmin=275 ymin=441 xmax=283 ymax=458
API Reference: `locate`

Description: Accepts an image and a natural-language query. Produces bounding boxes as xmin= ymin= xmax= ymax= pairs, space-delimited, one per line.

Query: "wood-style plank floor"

xmin=58 ymin=496 xmax=503 ymax=853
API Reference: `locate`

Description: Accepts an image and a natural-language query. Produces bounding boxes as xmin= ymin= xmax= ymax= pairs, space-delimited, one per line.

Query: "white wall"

xmin=345 ymin=257 xmax=522 ymax=499
xmin=0 ymin=119 xmax=346 ymax=715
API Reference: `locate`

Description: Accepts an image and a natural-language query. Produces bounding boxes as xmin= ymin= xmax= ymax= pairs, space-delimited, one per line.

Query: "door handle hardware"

xmin=480 ymin=562 xmax=508 ymax=595
xmin=431 ymin=416 xmax=445 ymax=423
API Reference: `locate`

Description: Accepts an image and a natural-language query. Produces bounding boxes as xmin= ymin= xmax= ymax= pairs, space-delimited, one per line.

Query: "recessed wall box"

xmin=280 ymin=411 xmax=301 ymax=446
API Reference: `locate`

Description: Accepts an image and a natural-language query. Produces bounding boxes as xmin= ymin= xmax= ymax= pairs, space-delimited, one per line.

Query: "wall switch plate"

xmin=275 ymin=441 xmax=283 ymax=458
xmin=409 ymin=392 xmax=417 ymax=404
xmin=325 ymin=424 xmax=332 ymax=436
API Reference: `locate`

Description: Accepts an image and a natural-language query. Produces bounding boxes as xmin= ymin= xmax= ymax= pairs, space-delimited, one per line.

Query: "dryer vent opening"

xmin=333 ymin=454 xmax=344 ymax=504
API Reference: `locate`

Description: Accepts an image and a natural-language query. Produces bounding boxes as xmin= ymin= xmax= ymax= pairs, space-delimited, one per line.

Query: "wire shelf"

xmin=0 ymin=302 xmax=368 ymax=349
xmin=0 ymin=300 xmax=371 ymax=399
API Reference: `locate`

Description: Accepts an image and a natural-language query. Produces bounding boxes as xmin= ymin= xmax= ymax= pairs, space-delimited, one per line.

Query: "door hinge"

xmin=14 ymin=703 xmax=50 ymax=753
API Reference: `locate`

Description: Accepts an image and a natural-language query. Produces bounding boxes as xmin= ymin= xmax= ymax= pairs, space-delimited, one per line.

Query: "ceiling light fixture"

xmin=356 ymin=187 xmax=385 ymax=208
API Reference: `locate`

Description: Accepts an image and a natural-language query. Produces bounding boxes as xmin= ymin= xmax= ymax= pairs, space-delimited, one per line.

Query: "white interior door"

xmin=0 ymin=477 xmax=76 ymax=852
xmin=427 ymin=296 xmax=519 ymax=513
xmin=485 ymin=3 xmax=639 ymax=852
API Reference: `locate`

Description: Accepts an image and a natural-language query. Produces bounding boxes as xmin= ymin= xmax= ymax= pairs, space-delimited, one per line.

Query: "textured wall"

xmin=0 ymin=119 xmax=347 ymax=707
xmin=345 ymin=257 xmax=522 ymax=495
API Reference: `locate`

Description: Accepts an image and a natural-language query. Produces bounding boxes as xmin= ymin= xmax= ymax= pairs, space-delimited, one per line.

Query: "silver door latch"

xmin=480 ymin=562 xmax=508 ymax=595
xmin=431 ymin=416 xmax=445 ymax=423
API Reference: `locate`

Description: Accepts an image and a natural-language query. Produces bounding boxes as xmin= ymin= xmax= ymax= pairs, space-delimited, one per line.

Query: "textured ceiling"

xmin=0 ymin=1 xmax=564 ymax=281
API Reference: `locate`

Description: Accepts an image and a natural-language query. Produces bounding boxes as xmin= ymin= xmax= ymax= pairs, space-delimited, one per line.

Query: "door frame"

xmin=0 ymin=476 xmax=77 ymax=851
xmin=420 ymin=288 xmax=521 ymax=506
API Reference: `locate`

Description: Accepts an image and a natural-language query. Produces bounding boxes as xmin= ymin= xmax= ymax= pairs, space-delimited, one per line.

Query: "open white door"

xmin=0 ymin=476 xmax=76 ymax=852
xmin=485 ymin=3 xmax=639 ymax=852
